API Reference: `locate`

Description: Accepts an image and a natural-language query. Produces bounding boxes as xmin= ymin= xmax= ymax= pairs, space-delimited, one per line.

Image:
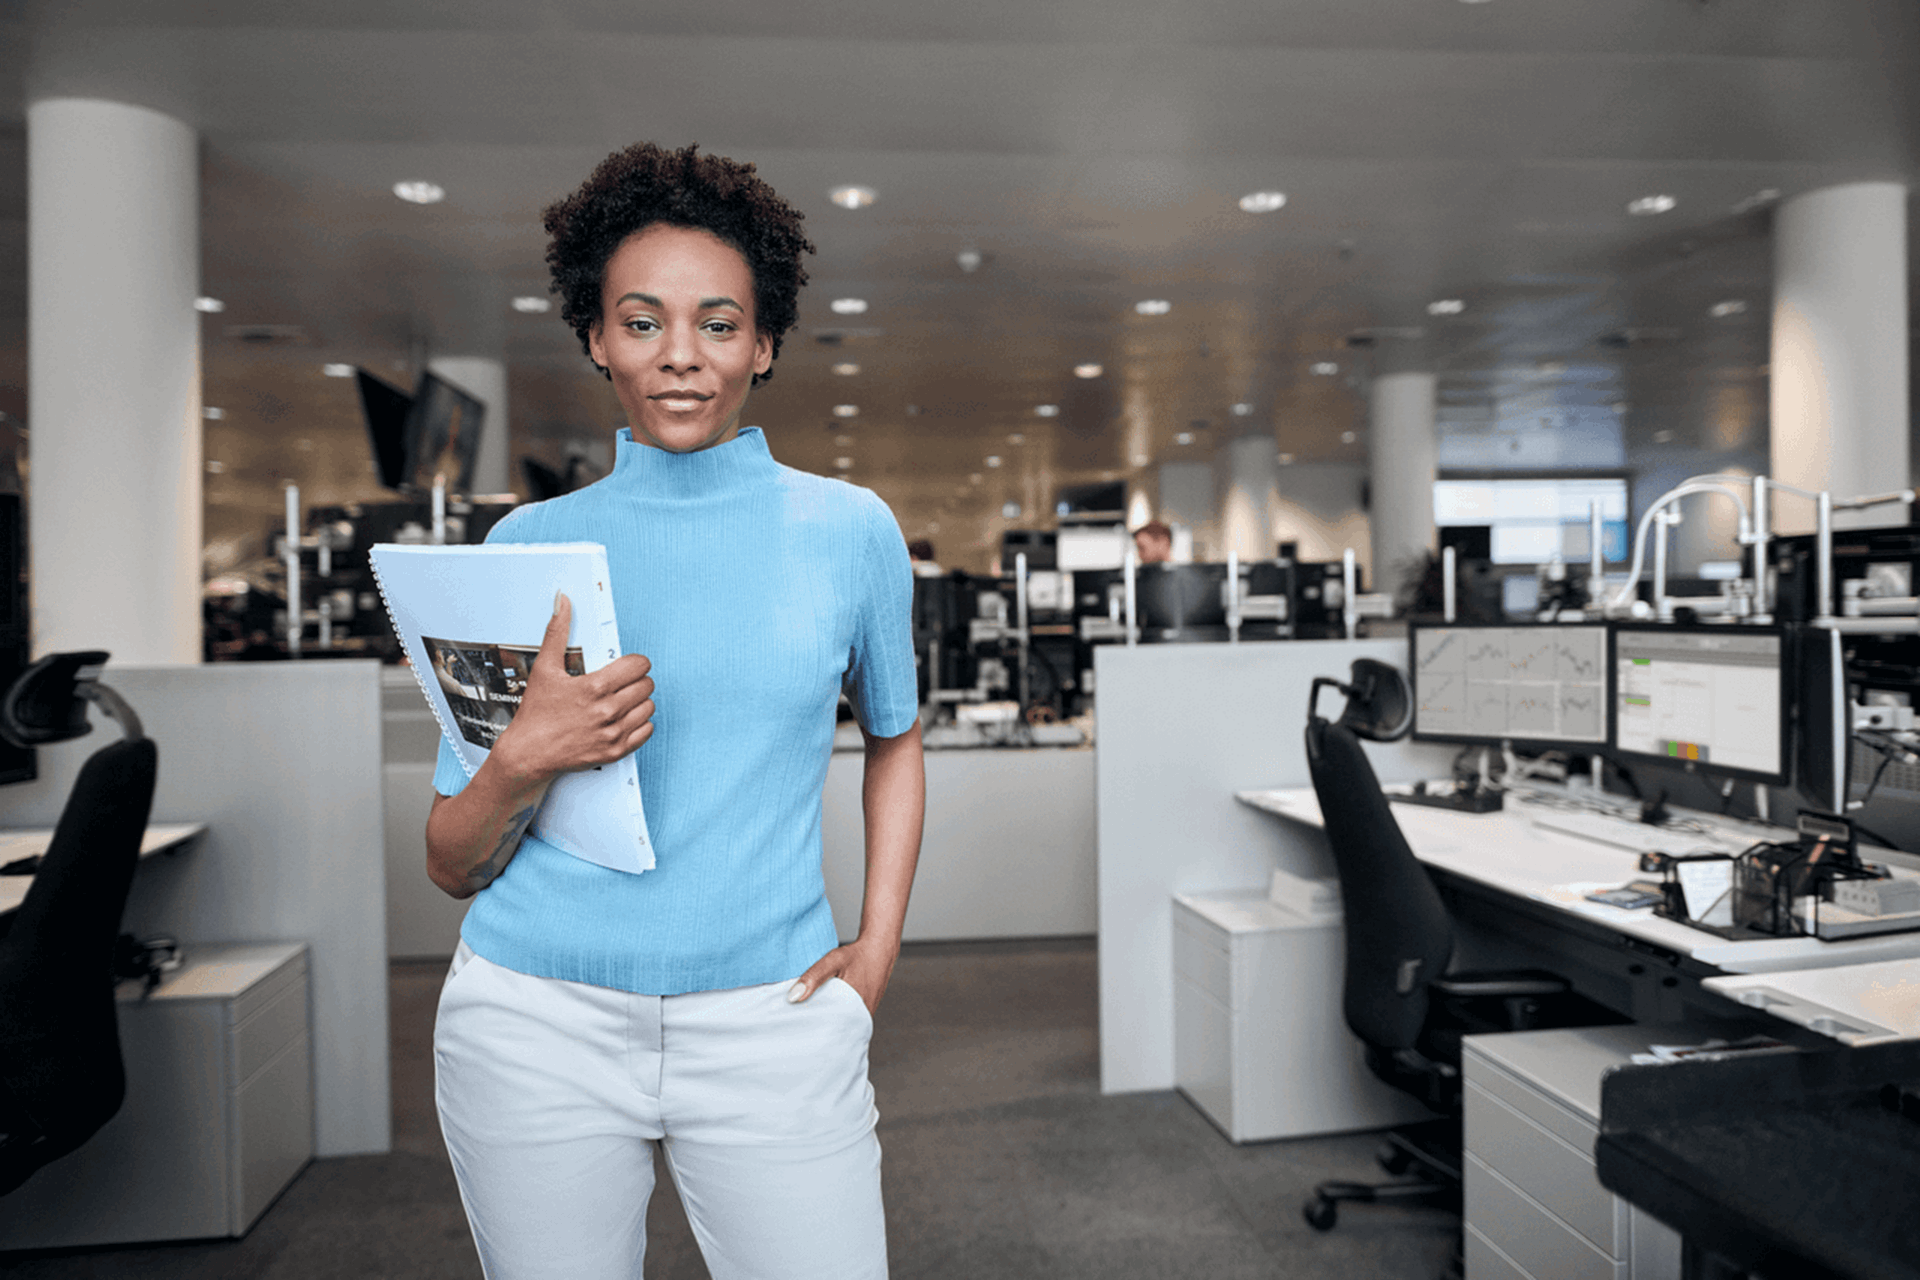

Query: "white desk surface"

xmin=1235 ymin=787 xmax=1920 ymax=976
xmin=1703 ymin=959 xmax=1920 ymax=1045
xmin=0 ymin=822 xmax=207 ymax=916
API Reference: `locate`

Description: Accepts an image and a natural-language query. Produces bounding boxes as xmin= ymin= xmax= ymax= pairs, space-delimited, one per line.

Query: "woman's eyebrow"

xmin=612 ymin=291 xmax=744 ymax=313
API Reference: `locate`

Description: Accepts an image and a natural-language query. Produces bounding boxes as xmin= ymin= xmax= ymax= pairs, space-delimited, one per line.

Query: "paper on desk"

xmin=370 ymin=542 xmax=654 ymax=875
xmin=1628 ymin=1035 xmax=1791 ymax=1066
xmin=1676 ymin=859 xmax=1734 ymax=927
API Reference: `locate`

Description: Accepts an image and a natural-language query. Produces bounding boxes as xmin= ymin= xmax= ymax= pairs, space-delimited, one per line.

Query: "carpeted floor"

xmin=0 ymin=939 xmax=1454 ymax=1278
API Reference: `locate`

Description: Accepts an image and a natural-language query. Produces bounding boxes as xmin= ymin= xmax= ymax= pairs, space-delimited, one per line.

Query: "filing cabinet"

xmin=1463 ymin=1025 xmax=1685 ymax=1280
xmin=0 ymin=942 xmax=313 ymax=1250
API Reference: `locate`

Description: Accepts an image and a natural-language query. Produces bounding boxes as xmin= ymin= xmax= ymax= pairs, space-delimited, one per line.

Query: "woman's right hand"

xmin=487 ymin=591 xmax=656 ymax=789
xmin=425 ymin=592 xmax=655 ymax=899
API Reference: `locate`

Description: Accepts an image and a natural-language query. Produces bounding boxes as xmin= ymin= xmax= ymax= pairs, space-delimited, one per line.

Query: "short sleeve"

xmin=847 ymin=497 xmax=919 ymax=739
xmin=432 ymin=734 xmax=470 ymax=797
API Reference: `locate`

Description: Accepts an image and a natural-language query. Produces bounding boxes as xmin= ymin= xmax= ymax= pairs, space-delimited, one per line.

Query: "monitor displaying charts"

xmin=1410 ymin=623 xmax=1609 ymax=745
xmin=1610 ymin=624 xmax=1787 ymax=785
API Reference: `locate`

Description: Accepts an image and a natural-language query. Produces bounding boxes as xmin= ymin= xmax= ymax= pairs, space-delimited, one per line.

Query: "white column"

xmin=1216 ymin=434 xmax=1280 ymax=562
xmin=29 ymin=99 xmax=201 ymax=664
xmin=1369 ymin=371 xmax=1438 ymax=594
xmin=1770 ymin=182 xmax=1909 ymax=525
xmin=426 ymin=356 xmax=510 ymax=496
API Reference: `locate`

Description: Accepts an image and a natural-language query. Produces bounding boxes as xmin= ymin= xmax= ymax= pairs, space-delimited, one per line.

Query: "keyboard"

xmin=1527 ymin=808 xmax=1748 ymax=857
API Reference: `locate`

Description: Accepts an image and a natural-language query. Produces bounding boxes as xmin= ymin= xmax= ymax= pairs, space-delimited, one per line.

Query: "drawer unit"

xmin=0 ymin=942 xmax=313 ymax=1251
xmin=1172 ymin=890 xmax=1429 ymax=1142
xmin=1463 ymin=1025 xmax=1687 ymax=1280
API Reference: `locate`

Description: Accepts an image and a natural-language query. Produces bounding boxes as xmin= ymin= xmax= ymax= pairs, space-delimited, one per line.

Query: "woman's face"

xmin=588 ymin=224 xmax=773 ymax=454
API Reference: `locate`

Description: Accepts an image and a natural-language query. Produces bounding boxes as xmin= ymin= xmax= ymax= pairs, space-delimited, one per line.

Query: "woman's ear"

xmin=587 ymin=319 xmax=607 ymax=370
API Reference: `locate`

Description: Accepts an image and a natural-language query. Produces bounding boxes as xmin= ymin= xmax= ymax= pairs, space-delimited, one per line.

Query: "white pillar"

xmin=1770 ymin=182 xmax=1909 ymax=525
xmin=426 ymin=356 xmax=510 ymax=496
xmin=1216 ymin=434 xmax=1280 ymax=562
xmin=1369 ymin=371 xmax=1438 ymax=595
xmin=29 ymin=99 xmax=201 ymax=664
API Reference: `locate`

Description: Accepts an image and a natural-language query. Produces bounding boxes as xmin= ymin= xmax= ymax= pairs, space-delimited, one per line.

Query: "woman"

xmin=424 ymin=142 xmax=924 ymax=1279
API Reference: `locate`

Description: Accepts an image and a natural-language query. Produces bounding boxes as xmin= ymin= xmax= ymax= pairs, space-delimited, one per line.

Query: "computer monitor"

xmin=1135 ymin=563 xmax=1228 ymax=637
xmin=402 ymin=370 xmax=486 ymax=494
xmin=1610 ymin=623 xmax=1788 ymax=786
xmin=1794 ymin=625 xmax=1850 ymax=813
xmin=355 ymin=369 xmax=413 ymax=491
xmin=1409 ymin=622 xmax=1609 ymax=746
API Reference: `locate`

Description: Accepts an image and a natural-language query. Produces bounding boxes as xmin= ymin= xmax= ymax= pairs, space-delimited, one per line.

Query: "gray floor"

xmin=0 ymin=939 xmax=1454 ymax=1278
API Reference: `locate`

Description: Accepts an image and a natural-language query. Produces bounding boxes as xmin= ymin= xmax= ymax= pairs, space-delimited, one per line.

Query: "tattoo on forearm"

xmin=466 ymin=804 xmax=536 ymax=892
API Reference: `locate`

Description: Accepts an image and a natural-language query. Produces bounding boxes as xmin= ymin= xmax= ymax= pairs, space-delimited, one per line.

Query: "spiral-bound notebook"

xmin=368 ymin=542 xmax=654 ymax=875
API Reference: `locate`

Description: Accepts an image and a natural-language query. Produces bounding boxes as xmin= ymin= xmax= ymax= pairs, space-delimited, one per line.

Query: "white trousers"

xmin=434 ymin=942 xmax=888 ymax=1279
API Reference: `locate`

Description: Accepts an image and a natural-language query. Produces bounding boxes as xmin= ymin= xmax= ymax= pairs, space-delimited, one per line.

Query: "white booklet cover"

xmin=368 ymin=542 xmax=654 ymax=875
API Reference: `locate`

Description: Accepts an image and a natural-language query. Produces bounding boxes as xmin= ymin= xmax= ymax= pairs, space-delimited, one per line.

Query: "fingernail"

xmin=554 ymin=589 xmax=564 ymax=611
xmin=787 ymin=981 xmax=809 ymax=1003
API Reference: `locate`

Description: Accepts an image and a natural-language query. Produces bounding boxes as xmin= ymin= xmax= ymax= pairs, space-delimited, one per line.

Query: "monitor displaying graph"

xmin=1410 ymin=623 xmax=1609 ymax=745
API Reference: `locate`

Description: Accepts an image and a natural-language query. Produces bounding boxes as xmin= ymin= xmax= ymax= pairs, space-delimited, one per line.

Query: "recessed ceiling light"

xmin=205 ymin=459 xmax=225 ymax=474
xmin=1174 ymin=432 xmax=1194 ymax=445
xmin=512 ymin=296 xmax=551 ymax=314
xmin=927 ymin=521 xmax=941 ymax=534
xmin=985 ymin=455 xmax=1002 ymax=468
xmin=1034 ymin=404 xmax=1059 ymax=418
xmin=1627 ymin=194 xmax=1677 ymax=216
xmin=1709 ymin=299 xmax=1748 ymax=318
xmin=829 ymin=185 xmax=876 ymax=209
xmin=835 ymin=456 xmax=854 ymax=470
xmin=1074 ymin=363 xmax=1104 ymax=379
xmin=831 ymin=362 xmax=860 ymax=376
xmin=1135 ymin=299 xmax=1172 ymax=316
xmin=830 ymin=298 xmax=868 ymax=315
xmin=1427 ymin=298 xmax=1466 ymax=315
xmin=202 ymin=406 xmax=224 ymax=420
xmin=956 ymin=249 xmax=983 ymax=273
xmin=1652 ymin=429 xmax=1674 ymax=444
xmin=834 ymin=434 xmax=854 ymax=446
xmin=323 ymin=363 xmax=355 ymax=378
xmin=1311 ymin=361 xmax=1340 ymax=376
xmin=393 ymin=180 xmax=445 ymax=205
xmin=833 ymin=404 xmax=859 ymax=418
xmin=1001 ymin=502 xmax=1022 ymax=519
xmin=1132 ymin=454 xmax=1150 ymax=467
xmin=1231 ymin=403 xmax=1253 ymax=417
xmin=1340 ymin=431 xmax=1357 ymax=444
xmin=969 ymin=473 xmax=983 ymax=484
xmin=1277 ymin=452 xmax=1296 ymax=465
xmin=1238 ymin=191 xmax=1287 ymax=213
xmin=1008 ymin=433 xmax=1026 ymax=444
xmin=194 ymin=296 xmax=224 ymax=313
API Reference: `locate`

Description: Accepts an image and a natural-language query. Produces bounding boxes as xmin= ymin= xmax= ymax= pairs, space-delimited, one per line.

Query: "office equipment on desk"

xmin=1596 ymin=1037 xmax=1920 ymax=1279
xmin=1300 ymin=658 xmax=1607 ymax=1238
xmin=1389 ymin=778 xmax=1505 ymax=814
xmin=0 ymin=651 xmax=155 ymax=1198
xmin=1610 ymin=622 xmax=1789 ymax=787
xmin=0 ymin=942 xmax=313 ymax=1250
xmin=1463 ymin=1025 xmax=1694 ymax=1280
xmin=1410 ymin=621 xmax=1610 ymax=747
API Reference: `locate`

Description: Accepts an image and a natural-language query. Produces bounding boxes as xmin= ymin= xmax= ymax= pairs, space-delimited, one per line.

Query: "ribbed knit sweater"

xmin=431 ymin=427 xmax=918 ymax=995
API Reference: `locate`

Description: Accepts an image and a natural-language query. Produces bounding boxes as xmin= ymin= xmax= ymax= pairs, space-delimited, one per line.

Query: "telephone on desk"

xmin=1386 ymin=778 xmax=1504 ymax=814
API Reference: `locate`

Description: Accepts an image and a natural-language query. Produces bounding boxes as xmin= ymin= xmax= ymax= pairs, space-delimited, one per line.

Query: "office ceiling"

xmin=2 ymin=0 xmax=1918 ymax=570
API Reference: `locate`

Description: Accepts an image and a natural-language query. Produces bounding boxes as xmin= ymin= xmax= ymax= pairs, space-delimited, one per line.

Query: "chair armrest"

xmin=1432 ymin=970 xmax=1570 ymax=998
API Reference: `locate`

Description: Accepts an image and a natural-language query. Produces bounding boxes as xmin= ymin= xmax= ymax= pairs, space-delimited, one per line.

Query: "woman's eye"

xmin=624 ymin=317 xmax=659 ymax=334
xmin=702 ymin=320 xmax=735 ymax=335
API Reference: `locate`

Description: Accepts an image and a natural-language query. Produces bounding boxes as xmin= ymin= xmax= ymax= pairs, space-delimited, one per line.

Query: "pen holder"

xmin=1732 ymin=845 xmax=1809 ymax=937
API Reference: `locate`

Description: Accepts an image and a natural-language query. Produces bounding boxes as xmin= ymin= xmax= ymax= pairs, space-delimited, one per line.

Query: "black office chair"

xmin=0 ymin=652 xmax=157 ymax=1196
xmin=1301 ymin=658 xmax=1593 ymax=1236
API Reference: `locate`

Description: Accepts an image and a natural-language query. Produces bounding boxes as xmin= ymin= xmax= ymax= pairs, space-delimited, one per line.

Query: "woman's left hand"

xmin=788 ymin=937 xmax=898 ymax=1015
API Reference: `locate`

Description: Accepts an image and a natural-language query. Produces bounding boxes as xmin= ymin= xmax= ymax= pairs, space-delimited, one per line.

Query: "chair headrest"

xmin=1306 ymin=657 xmax=1412 ymax=743
xmin=0 ymin=651 xmax=145 ymax=746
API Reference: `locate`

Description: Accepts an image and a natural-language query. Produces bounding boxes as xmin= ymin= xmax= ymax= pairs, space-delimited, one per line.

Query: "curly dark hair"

xmin=543 ymin=142 xmax=815 ymax=388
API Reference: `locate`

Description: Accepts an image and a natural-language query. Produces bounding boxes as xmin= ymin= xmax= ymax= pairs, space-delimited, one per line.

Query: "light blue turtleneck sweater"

xmin=431 ymin=427 xmax=918 ymax=995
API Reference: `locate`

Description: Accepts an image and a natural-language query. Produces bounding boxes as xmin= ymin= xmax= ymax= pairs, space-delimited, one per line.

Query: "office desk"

xmin=1704 ymin=957 xmax=1920 ymax=1046
xmin=0 ymin=822 xmax=208 ymax=915
xmin=1236 ymin=788 xmax=1920 ymax=1021
xmin=0 ymin=822 xmax=208 ymax=917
